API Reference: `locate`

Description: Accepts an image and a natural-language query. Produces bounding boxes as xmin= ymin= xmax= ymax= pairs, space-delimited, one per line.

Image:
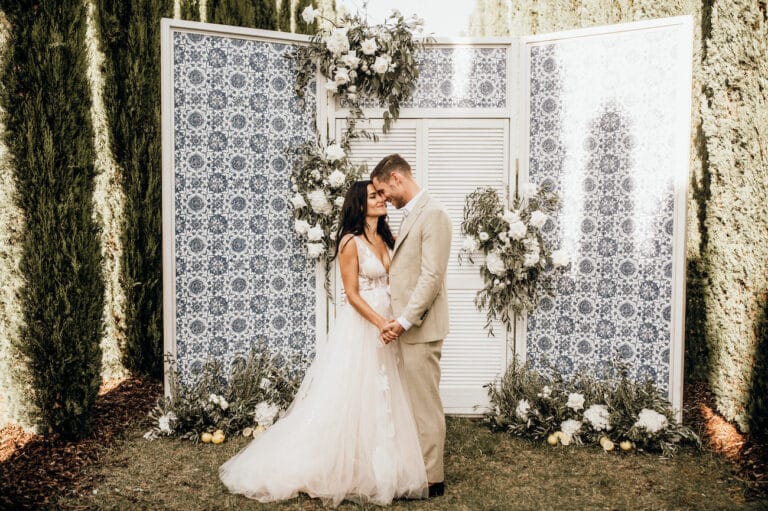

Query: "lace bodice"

xmin=353 ymin=236 xmax=390 ymax=292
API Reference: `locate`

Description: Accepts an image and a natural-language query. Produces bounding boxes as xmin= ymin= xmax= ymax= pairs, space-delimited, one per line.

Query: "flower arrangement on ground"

xmin=143 ymin=349 xmax=303 ymax=443
xmin=295 ymin=8 xmax=430 ymax=139
xmin=484 ymin=358 xmax=700 ymax=456
xmin=460 ymin=184 xmax=568 ymax=334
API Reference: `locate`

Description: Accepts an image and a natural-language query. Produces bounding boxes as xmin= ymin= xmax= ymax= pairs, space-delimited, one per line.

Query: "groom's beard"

xmin=388 ymin=196 xmax=406 ymax=209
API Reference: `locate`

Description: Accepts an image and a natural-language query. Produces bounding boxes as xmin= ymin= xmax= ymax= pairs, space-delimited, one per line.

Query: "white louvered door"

xmin=423 ymin=119 xmax=509 ymax=414
xmin=331 ymin=117 xmax=509 ymax=414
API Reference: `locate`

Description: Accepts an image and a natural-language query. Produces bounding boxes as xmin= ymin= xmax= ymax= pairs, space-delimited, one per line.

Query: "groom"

xmin=371 ymin=154 xmax=452 ymax=498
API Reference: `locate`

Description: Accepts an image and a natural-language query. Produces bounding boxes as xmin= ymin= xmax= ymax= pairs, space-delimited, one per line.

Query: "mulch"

xmin=0 ymin=378 xmax=765 ymax=509
xmin=0 ymin=377 xmax=161 ymax=510
xmin=683 ymin=381 xmax=768 ymax=500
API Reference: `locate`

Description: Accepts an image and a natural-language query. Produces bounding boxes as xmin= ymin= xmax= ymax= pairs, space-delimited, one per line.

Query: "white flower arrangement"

xmin=583 ymin=404 xmax=612 ymax=431
xmin=485 ymin=360 xmax=700 ymax=455
xmin=289 ymin=138 xmax=364 ymax=270
xmin=295 ymin=10 xmax=431 ymax=136
xmin=633 ymin=408 xmax=668 ymax=434
xmin=460 ymin=185 xmax=569 ymax=334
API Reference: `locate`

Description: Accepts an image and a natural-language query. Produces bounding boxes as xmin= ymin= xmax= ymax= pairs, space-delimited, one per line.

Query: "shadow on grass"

xmin=0 ymin=377 xmax=161 ymax=510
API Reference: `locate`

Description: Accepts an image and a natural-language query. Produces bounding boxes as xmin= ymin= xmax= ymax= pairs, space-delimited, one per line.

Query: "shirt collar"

xmin=401 ymin=189 xmax=424 ymax=217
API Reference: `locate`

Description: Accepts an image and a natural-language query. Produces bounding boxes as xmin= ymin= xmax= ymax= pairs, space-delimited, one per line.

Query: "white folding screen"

xmin=162 ymin=18 xmax=693 ymax=414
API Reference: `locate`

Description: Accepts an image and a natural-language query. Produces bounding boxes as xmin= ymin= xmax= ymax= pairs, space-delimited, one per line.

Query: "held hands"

xmin=379 ymin=320 xmax=405 ymax=344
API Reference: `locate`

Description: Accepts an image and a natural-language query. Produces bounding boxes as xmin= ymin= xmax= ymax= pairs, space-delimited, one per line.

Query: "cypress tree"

xmin=294 ymin=0 xmax=317 ymax=34
xmin=96 ymin=0 xmax=173 ymax=377
xmin=181 ymin=0 xmax=201 ymax=20
xmin=0 ymin=0 xmax=105 ymax=438
xmin=277 ymin=0 xmax=292 ymax=32
xmin=209 ymin=0 xmax=277 ymax=29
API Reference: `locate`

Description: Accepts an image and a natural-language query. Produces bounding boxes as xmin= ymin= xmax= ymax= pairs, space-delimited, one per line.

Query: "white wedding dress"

xmin=219 ymin=235 xmax=428 ymax=507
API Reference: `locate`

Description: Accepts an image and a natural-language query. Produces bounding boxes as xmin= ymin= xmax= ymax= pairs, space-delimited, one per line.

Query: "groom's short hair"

xmin=370 ymin=153 xmax=413 ymax=181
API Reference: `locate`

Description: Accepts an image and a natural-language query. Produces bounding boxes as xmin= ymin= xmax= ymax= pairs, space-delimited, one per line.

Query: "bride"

xmin=219 ymin=180 xmax=429 ymax=506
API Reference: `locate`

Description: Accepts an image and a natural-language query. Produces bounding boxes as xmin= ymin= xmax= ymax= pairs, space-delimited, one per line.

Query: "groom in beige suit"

xmin=371 ymin=154 xmax=452 ymax=498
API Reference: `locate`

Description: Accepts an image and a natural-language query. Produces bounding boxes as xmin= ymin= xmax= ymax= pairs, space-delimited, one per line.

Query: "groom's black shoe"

xmin=428 ymin=482 xmax=445 ymax=498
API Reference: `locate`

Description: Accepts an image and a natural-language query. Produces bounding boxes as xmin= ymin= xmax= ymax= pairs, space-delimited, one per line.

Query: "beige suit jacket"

xmin=389 ymin=192 xmax=452 ymax=344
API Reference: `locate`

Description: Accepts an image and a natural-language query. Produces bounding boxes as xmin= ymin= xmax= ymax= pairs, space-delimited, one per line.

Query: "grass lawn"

xmin=56 ymin=417 xmax=763 ymax=510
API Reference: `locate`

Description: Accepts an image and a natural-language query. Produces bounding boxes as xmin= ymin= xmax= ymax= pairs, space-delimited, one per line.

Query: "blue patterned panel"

xmin=355 ymin=46 xmax=507 ymax=109
xmin=526 ymin=28 xmax=687 ymax=394
xmin=172 ymin=31 xmax=317 ymax=382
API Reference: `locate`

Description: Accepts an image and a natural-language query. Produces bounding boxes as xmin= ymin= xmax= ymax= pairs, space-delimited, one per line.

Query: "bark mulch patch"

xmin=0 ymin=377 xmax=161 ymax=510
xmin=684 ymin=381 xmax=768 ymax=499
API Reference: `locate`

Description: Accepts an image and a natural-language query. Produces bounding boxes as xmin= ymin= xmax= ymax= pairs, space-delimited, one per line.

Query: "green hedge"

xmin=96 ymin=0 xmax=173 ymax=378
xmin=209 ymin=0 xmax=276 ymax=29
xmin=0 ymin=0 xmax=105 ymax=438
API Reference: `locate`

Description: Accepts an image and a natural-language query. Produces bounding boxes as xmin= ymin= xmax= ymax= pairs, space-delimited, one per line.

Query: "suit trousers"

xmin=397 ymin=339 xmax=445 ymax=483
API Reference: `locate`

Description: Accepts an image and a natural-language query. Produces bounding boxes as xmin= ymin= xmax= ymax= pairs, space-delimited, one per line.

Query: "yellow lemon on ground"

xmin=620 ymin=440 xmax=633 ymax=451
xmin=547 ymin=434 xmax=559 ymax=446
xmin=212 ymin=432 xmax=225 ymax=444
xmin=253 ymin=425 xmax=267 ymax=438
xmin=554 ymin=431 xmax=564 ymax=441
xmin=242 ymin=427 xmax=254 ymax=437
xmin=601 ymin=438 xmax=615 ymax=451
xmin=201 ymin=432 xmax=213 ymax=443
xmin=214 ymin=429 xmax=224 ymax=436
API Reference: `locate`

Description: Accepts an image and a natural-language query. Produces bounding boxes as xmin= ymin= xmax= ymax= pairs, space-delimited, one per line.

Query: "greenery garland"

xmin=460 ymin=185 xmax=569 ymax=334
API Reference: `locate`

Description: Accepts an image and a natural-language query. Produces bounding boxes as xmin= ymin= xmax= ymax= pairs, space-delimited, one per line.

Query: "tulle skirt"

xmin=218 ymin=286 xmax=428 ymax=507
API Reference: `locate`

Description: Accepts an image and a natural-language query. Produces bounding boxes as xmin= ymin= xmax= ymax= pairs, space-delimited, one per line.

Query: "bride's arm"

xmin=338 ymin=235 xmax=388 ymax=330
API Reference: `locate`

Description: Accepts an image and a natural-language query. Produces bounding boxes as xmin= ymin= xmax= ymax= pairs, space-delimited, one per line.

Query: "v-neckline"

xmin=358 ymin=236 xmax=391 ymax=273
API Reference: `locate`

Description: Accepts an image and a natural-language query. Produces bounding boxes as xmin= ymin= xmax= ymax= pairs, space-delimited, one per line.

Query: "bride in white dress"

xmin=219 ymin=181 xmax=428 ymax=506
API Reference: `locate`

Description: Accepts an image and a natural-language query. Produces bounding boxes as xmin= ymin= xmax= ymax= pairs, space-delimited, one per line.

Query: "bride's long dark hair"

xmin=333 ymin=180 xmax=395 ymax=259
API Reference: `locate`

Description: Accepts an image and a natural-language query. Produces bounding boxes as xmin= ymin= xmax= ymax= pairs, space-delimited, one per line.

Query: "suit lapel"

xmin=393 ymin=192 xmax=429 ymax=256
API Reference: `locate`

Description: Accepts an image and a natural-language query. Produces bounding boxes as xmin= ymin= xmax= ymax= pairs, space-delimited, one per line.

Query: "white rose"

xmin=219 ymin=398 xmax=229 ymax=411
xmin=552 ymin=249 xmax=570 ymax=268
xmin=633 ymin=408 xmax=668 ymax=434
xmin=520 ymin=182 xmax=538 ymax=199
xmin=498 ymin=231 xmax=509 ymax=244
xmin=301 ymin=5 xmax=319 ymax=24
xmin=372 ymin=55 xmax=391 ymax=74
xmin=307 ymin=223 xmax=324 ymax=241
xmin=360 ymin=37 xmax=377 ymax=55
xmin=208 ymin=393 xmax=219 ymax=405
xmin=325 ymin=28 xmax=350 ymax=56
xmin=508 ymin=220 xmax=527 ymax=240
xmin=523 ymin=251 xmax=540 ymax=268
xmin=324 ymin=81 xmax=338 ymax=93
xmin=566 ymin=392 xmax=585 ymax=411
xmin=328 ymin=169 xmax=346 ymax=188
xmin=334 ymin=196 xmax=345 ymax=208
xmin=307 ymin=189 xmax=332 ymax=215
xmin=334 ymin=67 xmax=350 ymax=86
xmin=529 ymin=210 xmax=548 ymax=229
xmin=538 ymin=385 xmax=552 ymax=398
xmin=561 ymin=419 xmax=582 ymax=436
xmin=348 ymin=85 xmax=357 ymax=93
xmin=290 ymin=194 xmax=307 ymax=209
xmin=485 ymin=250 xmax=507 ymax=277
xmin=294 ymin=219 xmax=311 ymax=235
xmin=478 ymin=231 xmax=489 ymax=241
xmin=502 ymin=209 xmax=521 ymax=224
xmin=583 ymin=404 xmax=611 ymax=431
xmin=324 ymin=143 xmax=346 ymax=162
xmin=307 ymin=242 xmax=324 ymax=259
xmin=515 ymin=399 xmax=531 ymax=420
xmin=560 ymin=432 xmax=573 ymax=446
xmin=341 ymin=51 xmax=360 ymax=69
xmin=461 ymin=237 xmax=479 ymax=252
xmin=254 ymin=402 xmax=281 ymax=427
xmin=259 ymin=377 xmax=271 ymax=390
